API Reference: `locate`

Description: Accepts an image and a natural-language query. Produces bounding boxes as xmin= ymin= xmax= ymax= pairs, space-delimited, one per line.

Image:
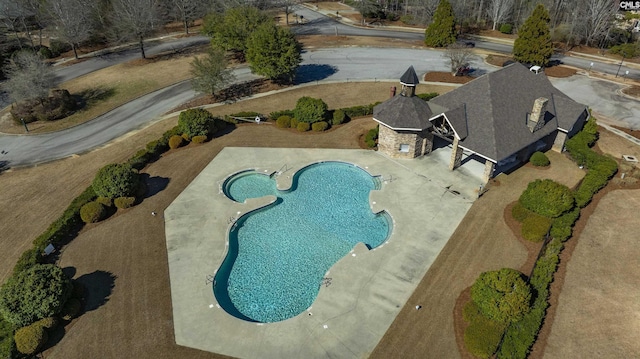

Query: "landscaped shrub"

xmin=181 ymin=133 xmax=190 ymax=141
xmin=519 ymin=179 xmax=574 ymax=218
xmin=290 ymin=117 xmax=299 ymax=128
xmin=269 ymin=109 xmax=294 ymax=121
xmin=168 ymin=135 xmax=184 ymax=149
xmin=500 ymin=24 xmax=513 ymax=34
xmin=14 ymin=323 xmax=47 ymax=355
xmin=96 ymin=196 xmax=112 ymax=207
xmin=191 ymin=135 xmax=207 ymax=144
xmin=332 ymin=109 xmax=348 ymax=125
xmin=49 ymin=39 xmax=71 ymax=57
xmin=311 ymin=121 xmax=329 ymax=132
xmin=127 ymin=149 xmax=151 ymax=170
xmin=521 ymin=214 xmax=552 ymax=242
xmin=529 ymin=151 xmax=550 ymax=166
xmin=550 ymin=207 xmax=580 ymax=241
xmin=38 ymin=46 xmax=53 ymax=59
xmin=12 ymin=248 xmax=43 ymax=275
xmin=178 ymin=108 xmax=214 ymax=138
xmin=33 ymin=317 xmax=58 ymax=330
xmin=294 ymin=96 xmax=328 ymax=123
xmin=511 ymin=202 xmax=532 ymax=222
xmin=276 ymin=115 xmax=291 ymax=128
xmin=146 ymin=139 xmax=168 ymax=155
xmin=0 ymin=317 xmax=16 ymax=359
xmin=92 ymin=163 xmax=140 ymax=199
xmin=341 ymin=102 xmax=379 ymax=118
xmin=464 ymin=302 xmax=506 ymax=359
xmin=297 ymin=122 xmax=310 ymax=132
xmin=574 ymin=157 xmax=618 ymax=207
xmin=416 ymin=92 xmax=439 ymax=101
xmin=0 ymin=264 xmax=72 ymax=327
xmin=114 ymin=196 xmax=136 ymax=209
xmin=471 ymin=268 xmax=532 ymax=324
xmin=60 ymin=297 xmax=81 ymax=321
xmin=80 ymin=202 xmax=106 ymax=224
xmin=365 ymin=126 xmax=379 ymax=148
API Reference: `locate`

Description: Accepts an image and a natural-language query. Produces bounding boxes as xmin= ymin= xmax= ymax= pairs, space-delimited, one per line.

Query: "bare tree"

xmin=2 ymin=50 xmax=55 ymax=105
xmin=444 ymin=43 xmax=474 ymax=75
xmin=275 ymin=0 xmax=298 ymax=26
xmin=110 ymin=0 xmax=161 ymax=59
xmin=488 ymin=0 xmax=513 ymax=30
xmin=577 ymin=0 xmax=616 ymax=47
xmin=167 ymin=0 xmax=207 ymax=34
xmin=46 ymin=0 xmax=95 ymax=59
xmin=0 ymin=0 xmax=29 ymax=48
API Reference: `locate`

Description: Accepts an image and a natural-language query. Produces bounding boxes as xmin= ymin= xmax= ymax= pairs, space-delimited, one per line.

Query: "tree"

xmin=178 ymin=108 xmax=217 ymax=138
xmin=578 ymin=0 xmax=616 ymax=47
xmin=110 ymin=0 xmax=161 ymax=59
xmin=190 ymin=48 xmax=236 ymax=95
xmin=46 ymin=0 xmax=96 ymax=59
xmin=444 ymin=43 xmax=474 ymax=75
xmin=470 ymin=268 xmax=532 ymax=324
xmin=0 ymin=264 xmax=72 ymax=327
xmin=245 ymin=23 xmax=301 ymax=83
xmin=202 ymin=6 xmax=270 ymax=58
xmin=488 ymin=0 xmax=513 ymax=30
xmin=512 ymin=4 xmax=553 ymax=66
xmin=293 ymin=96 xmax=327 ymax=123
xmin=92 ymin=163 xmax=141 ymax=199
xmin=424 ymin=0 xmax=456 ymax=47
xmin=2 ymin=50 xmax=55 ymax=105
xmin=519 ymin=179 xmax=574 ymax=218
xmin=167 ymin=0 xmax=207 ymax=34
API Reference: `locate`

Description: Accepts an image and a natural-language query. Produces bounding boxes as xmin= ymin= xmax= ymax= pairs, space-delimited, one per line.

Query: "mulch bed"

xmin=424 ymin=72 xmax=474 ymax=84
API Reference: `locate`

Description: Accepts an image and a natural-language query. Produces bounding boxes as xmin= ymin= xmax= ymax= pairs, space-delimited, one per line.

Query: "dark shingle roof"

xmin=429 ymin=63 xmax=587 ymax=162
xmin=373 ymin=95 xmax=434 ymax=130
xmin=400 ymin=66 xmax=419 ymax=86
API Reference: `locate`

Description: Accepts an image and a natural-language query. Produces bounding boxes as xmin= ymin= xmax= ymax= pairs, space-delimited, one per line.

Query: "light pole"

xmin=615 ymin=50 xmax=627 ymax=78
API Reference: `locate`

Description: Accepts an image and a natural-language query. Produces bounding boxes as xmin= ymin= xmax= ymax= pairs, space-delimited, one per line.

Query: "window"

xmin=399 ymin=144 xmax=410 ymax=153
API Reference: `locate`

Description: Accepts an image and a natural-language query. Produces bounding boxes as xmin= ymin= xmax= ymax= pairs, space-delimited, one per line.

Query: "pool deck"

xmin=164 ymin=147 xmax=483 ymax=359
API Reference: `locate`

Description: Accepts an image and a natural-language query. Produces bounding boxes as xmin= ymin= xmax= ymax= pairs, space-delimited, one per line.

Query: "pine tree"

xmin=424 ymin=0 xmax=456 ymax=48
xmin=513 ymin=4 xmax=553 ymax=67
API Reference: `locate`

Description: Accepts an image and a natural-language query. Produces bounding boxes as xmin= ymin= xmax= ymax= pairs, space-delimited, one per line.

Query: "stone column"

xmin=482 ymin=160 xmax=495 ymax=183
xmin=449 ymin=137 xmax=463 ymax=171
xmin=552 ymin=131 xmax=567 ymax=152
xmin=422 ymin=131 xmax=434 ymax=156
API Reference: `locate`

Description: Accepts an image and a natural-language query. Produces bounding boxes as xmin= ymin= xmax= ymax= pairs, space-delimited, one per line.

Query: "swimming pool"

xmin=214 ymin=161 xmax=391 ymax=323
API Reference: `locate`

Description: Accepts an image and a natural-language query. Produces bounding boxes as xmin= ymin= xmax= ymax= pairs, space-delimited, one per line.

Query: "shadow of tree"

xmin=73 ymin=87 xmax=116 ymax=111
xmin=142 ymin=174 xmax=170 ymax=199
xmin=294 ymin=64 xmax=338 ymax=84
xmin=0 ymin=161 xmax=9 ymax=175
xmin=75 ymin=270 xmax=116 ymax=313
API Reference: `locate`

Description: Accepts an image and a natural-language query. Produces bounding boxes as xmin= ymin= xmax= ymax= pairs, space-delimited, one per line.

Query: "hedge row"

xmin=463 ymin=301 xmax=506 ymax=359
xmin=496 ymin=117 xmax=617 ymax=358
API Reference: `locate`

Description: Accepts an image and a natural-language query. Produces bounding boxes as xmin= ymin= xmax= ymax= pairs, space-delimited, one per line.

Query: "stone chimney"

xmin=527 ymin=97 xmax=548 ymax=132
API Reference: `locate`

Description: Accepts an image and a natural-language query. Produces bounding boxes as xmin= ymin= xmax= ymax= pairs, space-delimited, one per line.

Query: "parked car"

xmin=463 ymin=41 xmax=475 ymax=48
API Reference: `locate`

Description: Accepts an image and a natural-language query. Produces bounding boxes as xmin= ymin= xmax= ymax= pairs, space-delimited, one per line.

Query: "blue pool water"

xmin=214 ymin=161 xmax=391 ymax=323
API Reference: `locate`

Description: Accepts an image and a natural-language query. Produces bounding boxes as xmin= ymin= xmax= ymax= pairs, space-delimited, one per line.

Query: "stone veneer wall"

xmin=552 ymin=131 xmax=568 ymax=152
xmin=378 ymin=125 xmax=427 ymax=159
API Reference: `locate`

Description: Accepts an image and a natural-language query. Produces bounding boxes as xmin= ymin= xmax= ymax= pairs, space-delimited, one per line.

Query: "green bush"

xmin=127 ymin=149 xmax=151 ymax=171
xmin=550 ymin=208 xmax=580 ymax=241
xmin=192 ymin=135 xmax=207 ymax=144
xmin=511 ymin=202 xmax=532 ymax=222
xmin=0 ymin=317 xmax=16 ymax=359
xmin=290 ymin=117 xmax=299 ymax=128
xmin=269 ymin=109 xmax=294 ymax=120
xmin=14 ymin=323 xmax=47 ymax=355
xmin=293 ymin=96 xmax=328 ymax=123
xmin=60 ymin=297 xmax=81 ymax=321
xmin=521 ymin=214 xmax=552 ymax=242
xmin=471 ymin=268 xmax=532 ymax=324
xmin=114 ymin=197 xmax=136 ymax=209
xmin=168 ymin=135 xmax=184 ymax=149
xmin=574 ymin=157 xmax=618 ymax=207
xmin=0 ymin=264 xmax=72 ymax=327
xmin=38 ymin=46 xmax=53 ymax=59
xmin=92 ymin=163 xmax=140 ymax=199
xmin=276 ymin=115 xmax=291 ymax=128
xmin=399 ymin=14 xmax=414 ymax=25
xmin=178 ymin=108 xmax=214 ymax=138
xmin=80 ymin=201 xmax=106 ymax=224
xmin=181 ymin=133 xmax=190 ymax=141
xmin=96 ymin=196 xmax=112 ymax=207
xmin=529 ymin=151 xmax=550 ymax=166
xmin=13 ymin=248 xmax=43 ymax=275
xmin=146 ymin=139 xmax=168 ymax=155
xmin=33 ymin=317 xmax=57 ymax=330
xmin=519 ymin=179 xmax=574 ymax=218
xmin=49 ymin=39 xmax=71 ymax=57
xmin=311 ymin=121 xmax=329 ymax=132
xmin=332 ymin=109 xmax=348 ymax=125
xmin=297 ymin=122 xmax=310 ymax=132
xmin=464 ymin=309 xmax=506 ymax=359
xmin=365 ymin=126 xmax=379 ymax=148
xmin=416 ymin=92 xmax=439 ymax=101
xmin=341 ymin=103 xmax=379 ymax=118
xmin=500 ymin=24 xmax=513 ymax=34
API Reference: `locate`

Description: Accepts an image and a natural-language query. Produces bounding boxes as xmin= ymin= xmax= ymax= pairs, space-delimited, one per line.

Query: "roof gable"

xmin=400 ymin=66 xmax=419 ymax=86
xmin=373 ymin=95 xmax=434 ymax=130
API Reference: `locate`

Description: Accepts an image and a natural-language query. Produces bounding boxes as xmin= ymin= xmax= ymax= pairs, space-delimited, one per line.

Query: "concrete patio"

xmin=164 ymin=147 xmax=483 ymax=358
